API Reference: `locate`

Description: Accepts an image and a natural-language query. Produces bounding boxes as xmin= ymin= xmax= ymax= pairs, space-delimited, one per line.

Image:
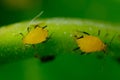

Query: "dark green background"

xmin=0 ymin=0 xmax=120 ymax=26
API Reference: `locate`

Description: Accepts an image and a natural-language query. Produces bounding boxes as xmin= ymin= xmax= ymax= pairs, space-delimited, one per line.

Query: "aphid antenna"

xmin=27 ymin=11 xmax=44 ymax=29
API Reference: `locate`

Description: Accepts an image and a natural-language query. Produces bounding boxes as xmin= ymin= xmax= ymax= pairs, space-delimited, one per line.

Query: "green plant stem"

xmin=0 ymin=18 xmax=120 ymax=64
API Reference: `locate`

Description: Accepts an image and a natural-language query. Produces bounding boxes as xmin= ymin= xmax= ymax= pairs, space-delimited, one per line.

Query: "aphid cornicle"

xmin=74 ymin=31 xmax=106 ymax=54
xmin=23 ymin=25 xmax=48 ymax=44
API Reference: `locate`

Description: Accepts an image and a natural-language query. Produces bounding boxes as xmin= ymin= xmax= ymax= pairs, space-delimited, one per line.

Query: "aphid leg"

xmin=34 ymin=24 xmax=39 ymax=28
xmin=80 ymin=52 xmax=85 ymax=55
xmin=27 ymin=27 xmax=30 ymax=33
xmin=98 ymin=29 xmax=101 ymax=36
xmin=34 ymin=24 xmax=47 ymax=29
xmin=42 ymin=25 xmax=47 ymax=29
xmin=19 ymin=33 xmax=24 ymax=40
xmin=46 ymin=36 xmax=51 ymax=41
xmin=79 ymin=35 xmax=84 ymax=39
xmin=82 ymin=31 xmax=90 ymax=35
xmin=76 ymin=30 xmax=90 ymax=35
xmin=74 ymin=35 xmax=84 ymax=39
xmin=103 ymin=49 xmax=107 ymax=54
xmin=73 ymin=47 xmax=80 ymax=51
xmin=42 ymin=32 xmax=53 ymax=43
xmin=42 ymin=38 xmax=49 ymax=43
xmin=41 ymin=39 xmax=48 ymax=43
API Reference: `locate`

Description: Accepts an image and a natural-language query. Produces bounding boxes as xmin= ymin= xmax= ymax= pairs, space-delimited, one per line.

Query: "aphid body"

xmin=74 ymin=31 xmax=106 ymax=54
xmin=23 ymin=26 xmax=48 ymax=44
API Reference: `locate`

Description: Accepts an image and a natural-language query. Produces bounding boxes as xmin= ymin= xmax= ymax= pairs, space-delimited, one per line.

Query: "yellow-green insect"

xmin=20 ymin=24 xmax=56 ymax=63
xmin=20 ymin=11 xmax=56 ymax=63
xmin=74 ymin=31 xmax=106 ymax=54
xmin=23 ymin=25 xmax=48 ymax=44
xmin=20 ymin=11 xmax=49 ymax=45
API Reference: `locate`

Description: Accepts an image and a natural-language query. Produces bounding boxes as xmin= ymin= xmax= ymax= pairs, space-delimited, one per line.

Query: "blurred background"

xmin=0 ymin=0 xmax=120 ymax=26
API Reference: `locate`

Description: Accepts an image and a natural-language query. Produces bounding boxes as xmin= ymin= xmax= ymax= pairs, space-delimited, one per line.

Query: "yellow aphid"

xmin=23 ymin=26 xmax=48 ymax=44
xmin=75 ymin=33 xmax=106 ymax=53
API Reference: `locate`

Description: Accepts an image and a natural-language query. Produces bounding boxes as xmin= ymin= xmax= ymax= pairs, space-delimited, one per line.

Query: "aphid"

xmin=23 ymin=25 xmax=48 ymax=44
xmin=73 ymin=30 xmax=106 ymax=55
xmin=20 ymin=11 xmax=49 ymax=45
xmin=20 ymin=11 xmax=55 ymax=62
xmin=20 ymin=24 xmax=51 ymax=62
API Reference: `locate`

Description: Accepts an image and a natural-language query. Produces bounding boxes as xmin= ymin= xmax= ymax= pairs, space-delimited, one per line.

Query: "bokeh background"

xmin=0 ymin=0 xmax=120 ymax=26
